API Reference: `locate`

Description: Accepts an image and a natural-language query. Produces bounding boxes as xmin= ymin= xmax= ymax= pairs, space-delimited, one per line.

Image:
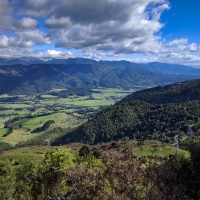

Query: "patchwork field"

xmin=0 ymin=87 xmax=136 ymax=152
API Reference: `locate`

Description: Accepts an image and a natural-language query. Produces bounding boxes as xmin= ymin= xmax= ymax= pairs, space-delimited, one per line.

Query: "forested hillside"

xmin=120 ymin=79 xmax=200 ymax=104
xmin=55 ymin=100 xmax=200 ymax=144
xmin=1 ymin=63 xmax=200 ymax=95
xmin=54 ymin=79 xmax=200 ymax=145
xmin=1 ymin=57 xmax=200 ymax=75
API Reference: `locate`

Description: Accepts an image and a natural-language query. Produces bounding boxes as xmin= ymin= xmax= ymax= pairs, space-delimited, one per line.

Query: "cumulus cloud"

xmin=0 ymin=0 xmax=199 ymax=66
xmin=45 ymin=17 xmax=72 ymax=29
xmin=165 ymin=39 xmax=200 ymax=54
xmin=15 ymin=17 xmax=38 ymax=30
xmin=0 ymin=36 xmax=9 ymax=48
xmin=0 ymin=0 xmax=172 ymax=54
xmin=0 ymin=1 xmax=15 ymax=32
xmin=0 ymin=30 xmax=50 ymax=48
xmin=187 ymin=43 xmax=200 ymax=52
xmin=45 ymin=50 xmax=74 ymax=58
xmin=43 ymin=0 xmax=169 ymax=56
xmin=166 ymin=38 xmax=188 ymax=47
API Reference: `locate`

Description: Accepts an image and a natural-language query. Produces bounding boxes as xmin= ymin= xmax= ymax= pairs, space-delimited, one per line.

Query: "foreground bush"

xmin=2 ymin=139 xmax=200 ymax=199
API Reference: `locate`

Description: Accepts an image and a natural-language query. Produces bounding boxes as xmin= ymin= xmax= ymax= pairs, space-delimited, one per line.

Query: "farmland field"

xmin=0 ymin=87 xmax=136 ymax=152
xmin=0 ymin=103 xmax=32 ymax=108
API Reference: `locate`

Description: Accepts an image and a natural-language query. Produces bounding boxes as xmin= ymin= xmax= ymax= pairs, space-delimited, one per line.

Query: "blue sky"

xmin=160 ymin=0 xmax=200 ymax=43
xmin=0 ymin=0 xmax=200 ymax=66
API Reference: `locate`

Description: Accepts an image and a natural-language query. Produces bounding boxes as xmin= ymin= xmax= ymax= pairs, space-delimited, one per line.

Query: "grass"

xmin=134 ymin=145 xmax=187 ymax=156
xmin=0 ymin=87 xmax=137 ymax=151
xmin=92 ymin=88 xmax=134 ymax=98
xmin=0 ymin=109 xmax=31 ymax=115
xmin=12 ymin=113 xmax=63 ymax=129
xmin=0 ymin=140 xmax=189 ymax=163
xmin=132 ymin=141 xmax=189 ymax=157
xmin=0 ymin=146 xmax=55 ymax=161
xmin=38 ymin=88 xmax=134 ymax=107
xmin=0 ymin=144 xmax=82 ymax=161
xmin=0 ymin=94 xmax=26 ymax=98
xmin=0 ymin=94 xmax=13 ymax=98
xmin=40 ymin=98 xmax=115 ymax=106
xmin=0 ymin=141 xmax=12 ymax=152
xmin=40 ymin=94 xmax=57 ymax=99
xmin=0 ymin=121 xmax=4 ymax=129
xmin=0 ymin=128 xmax=8 ymax=136
xmin=1 ymin=112 xmax=84 ymax=146
xmin=0 ymin=103 xmax=32 ymax=108
xmin=66 ymin=99 xmax=114 ymax=106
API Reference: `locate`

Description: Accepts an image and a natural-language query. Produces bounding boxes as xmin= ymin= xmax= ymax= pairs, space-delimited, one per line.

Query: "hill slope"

xmin=138 ymin=62 xmax=198 ymax=74
xmin=119 ymin=79 xmax=200 ymax=104
xmin=53 ymin=79 xmax=200 ymax=145
xmin=1 ymin=63 xmax=199 ymax=95
xmin=1 ymin=57 xmax=200 ymax=75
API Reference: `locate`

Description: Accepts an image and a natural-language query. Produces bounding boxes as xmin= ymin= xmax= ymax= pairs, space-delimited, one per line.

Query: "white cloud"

xmin=187 ymin=43 xmax=200 ymax=52
xmin=0 ymin=36 xmax=9 ymax=48
xmin=15 ymin=30 xmax=51 ymax=45
xmin=15 ymin=17 xmax=38 ymax=30
xmin=47 ymin=0 xmax=169 ymax=57
xmin=166 ymin=38 xmax=188 ymax=47
xmin=0 ymin=1 xmax=15 ymax=32
xmin=0 ymin=30 xmax=50 ymax=48
xmin=46 ymin=50 xmax=73 ymax=58
xmin=0 ymin=0 xmax=199 ymax=66
xmin=45 ymin=16 xmax=72 ymax=29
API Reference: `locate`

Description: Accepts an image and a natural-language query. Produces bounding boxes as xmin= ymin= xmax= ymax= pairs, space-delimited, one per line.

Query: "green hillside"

xmin=1 ymin=63 xmax=200 ymax=95
xmin=54 ymin=79 xmax=200 ymax=145
xmin=119 ymin=79 xmax=200 ymax=104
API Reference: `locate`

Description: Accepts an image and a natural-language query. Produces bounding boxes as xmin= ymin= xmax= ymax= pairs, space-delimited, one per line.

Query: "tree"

xmin=42 ymin=148 xmax=75 ymax=196
xmin=14 ymin=160 xmax=43 ymax=200
xmin=79 ymin=145 xmax=90 ymax=157
xmin=0 ymin=159 xmax=15 ymax=199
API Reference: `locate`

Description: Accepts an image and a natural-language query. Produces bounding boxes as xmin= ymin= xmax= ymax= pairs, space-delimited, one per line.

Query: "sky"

xmin=0 ymin=0 xmax=200 ymax=66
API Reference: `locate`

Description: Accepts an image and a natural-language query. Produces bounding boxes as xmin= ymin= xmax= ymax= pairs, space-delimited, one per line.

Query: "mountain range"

xmin=1 ymin=57 xmax=200 ymax=95
xmin=1 ymin=57 xmax=200 ymax=74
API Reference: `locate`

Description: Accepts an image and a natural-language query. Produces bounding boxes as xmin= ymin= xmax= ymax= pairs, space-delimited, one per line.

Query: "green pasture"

xmin=51 ymin=88 xmax=67 ymax=92
xmin=0 ymin=141 xmax=189 ymax=163
xmin=0 ymin=141 xmax=12 ymax=152
xmin=1 ymin=114 xmax=65 ymax=146
xmin=40 ymin=94 xmax=57 ymax=99
xmin=0 ymin=94 xmax=27 ymax=99
xmin=0 ymin=103 xmax=32 ymax=108
xmin=134 ymin=146 xmax=185 ymax=156
xmin=0 ymin=128 xmax=8 ymax=136
xmin=39 ymin=100 xmax=59 ymax=105
xmin=39 ymin=96 xmax=88 ymax=105
xmin=0 ymin=111 xmax=85 ymax=147
xmin=132 ymin=141 xmax=189 ymax=157
xmin=66 ymin=99 xmax=114 ymax=106
xmin=11 ymin=112 xmax=66 ymax=129
xmin=0 ymin=145 xmax=80 ymax=161
xmin=0 ymin=87 xmax=141 ymax=153
xmin=0 ymin=146 xmax=55 ymax=161
xmin=40 ymin=98 xmax=114 ymax=107
xmin=0 ymin=121 xmax=4 ymax=128
xmin=0 ymin=94 xmax=13 ymax=98
xmin=0 ymin=109 xmax=32 ymax=116
xmin=38 ymin=88 xmax=134 ymax=107
xmin=0 ymin=110 xmax=17 ymax=115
